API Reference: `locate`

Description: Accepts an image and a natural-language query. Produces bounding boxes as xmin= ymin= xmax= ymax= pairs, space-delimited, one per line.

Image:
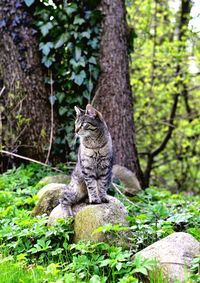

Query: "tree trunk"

xmin=92 ymin=0 xmax=144 ymax=186
xmin=0 ymin=0 xmax=57 ymax=171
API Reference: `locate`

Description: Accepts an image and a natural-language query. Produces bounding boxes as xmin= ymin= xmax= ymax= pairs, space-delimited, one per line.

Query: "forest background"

xmin=0 ymin=0 xmax=200 ymax=193
xmin=0 ymin=1 xmax=200 ymax=282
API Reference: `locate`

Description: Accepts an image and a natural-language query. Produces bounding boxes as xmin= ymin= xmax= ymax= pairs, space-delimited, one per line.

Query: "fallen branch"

xmin=0 ymin=150 xmax=63 ymax=173
xmin=111 ymin=182 xmax=135 ymax=205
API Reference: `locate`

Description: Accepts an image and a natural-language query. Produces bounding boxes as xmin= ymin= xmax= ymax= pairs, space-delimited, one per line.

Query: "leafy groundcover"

xmin=0 ymin=164 xmax=199 ymax=283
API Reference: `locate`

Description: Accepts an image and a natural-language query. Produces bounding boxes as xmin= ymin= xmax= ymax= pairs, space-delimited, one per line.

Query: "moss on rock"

xmin=32 ymin=183 xmax=67 ymax=216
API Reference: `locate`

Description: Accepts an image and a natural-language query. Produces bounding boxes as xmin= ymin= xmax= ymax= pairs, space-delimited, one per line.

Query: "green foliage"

xmin=31 ymin=0 xmax=101 ymax=160
xmin=0 ymin=165 xmax=199 ymax=282
xmin=190 ymin=255 xmax=200 ymax=282
xmin=127 ymin=0 xmax=200 ymax=191
xmin=0 ymin=164 xmax=74 ymax=265
xmin=126 ymin=187 xmax=200 ymax=251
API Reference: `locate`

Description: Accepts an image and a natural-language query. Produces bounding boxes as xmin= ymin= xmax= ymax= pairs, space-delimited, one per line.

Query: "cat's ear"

xmin=74 ymin=106 xmax=85 ymax=116
xmin=86 ymin=104 xmax=103 ymax=120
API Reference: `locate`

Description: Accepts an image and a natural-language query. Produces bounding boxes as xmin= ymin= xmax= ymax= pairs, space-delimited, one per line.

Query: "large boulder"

xmin=73 ymin=196 xmax=128 ymax=244
xmin=136 ymin=232 xmax=200 ymax=283
xmin=38 ymin=175 xmax=70 ymax=186
xmin=32 ymin=183 xmax=67 ymax=216
xmin=112 ymin=165 xmax=141 ymax=196
xmin=48 ymin=196 xmax=129 ymax=245
xmin=47 ymin=203 xmax=87 ymax=225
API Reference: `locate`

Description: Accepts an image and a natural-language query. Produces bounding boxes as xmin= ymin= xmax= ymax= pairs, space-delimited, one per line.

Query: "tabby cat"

xmin=60 ymin=104 xmax=113 ymax=216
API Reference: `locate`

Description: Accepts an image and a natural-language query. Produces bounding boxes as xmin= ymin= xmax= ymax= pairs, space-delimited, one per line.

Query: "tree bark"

xmin=0 ymin=0 xmax=57 ymax=171
xmin=92 ymin=0 xmax=144 ymax=186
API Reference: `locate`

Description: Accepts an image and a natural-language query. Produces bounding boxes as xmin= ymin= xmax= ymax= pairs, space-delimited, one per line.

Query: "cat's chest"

xmin=80 ymin=144 xmax=111 ymax=168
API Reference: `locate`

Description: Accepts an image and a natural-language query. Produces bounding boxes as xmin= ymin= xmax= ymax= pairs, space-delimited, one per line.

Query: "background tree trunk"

xmin=0 ymin=0 xmax=57 ymax=171
xmin=92 ymin=0 xmax=144 ymax=186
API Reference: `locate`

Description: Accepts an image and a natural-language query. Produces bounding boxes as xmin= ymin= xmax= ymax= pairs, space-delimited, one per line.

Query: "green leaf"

xmin=54 ymin=33 xmax=69 ymax=49
xmin=116 ymin=262 xmax=123 ymax=271
xmin=81 ymin=30 xmax=91 ymax=39
xmin=133 ymin=267 xmax=148 ymax=276
xmin=24 ymin=0 xmax=35 ymax=7
xmin=73 ymin=16 xmax=85 ymax=25
xmin=88 ymin=56 xmax=97 ymax=65
xmin=42 ymin=56 xmax=53 ymax=68
xmin=90 ymin=66 xmax=99 ymax=80
xmin=59 ymin=107 xmax=68 ymax=116
xmin=75 ymin=47 xmax=82 ymax=61
xmin=88 ymin=38 xmax=98 ymax=48
xmin=73 ymin=70 xmax=86 ymax=86
xmin=83 ymin=90 xmax=90 ymax=100
xmin=64 ymin=3 xmax=77 ymax=15
xmin=39 ymin=42 xmax=54 ymax=56
xmin=49 ymin=96 xmax=56 ymax=105
xmin=89 ymin=275 xmax=101 ymax=283
xmin=40 ymin=22 xmax=53 ymax=37
xmin=87 ymin=80 xmax=93 ymax=93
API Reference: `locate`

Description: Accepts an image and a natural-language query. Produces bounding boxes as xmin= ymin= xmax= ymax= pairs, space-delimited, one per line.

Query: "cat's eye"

xmin=81 ymin=122 xmax=89 ymax=130
xmin=82 ymin=122 xmax=96 ymax=131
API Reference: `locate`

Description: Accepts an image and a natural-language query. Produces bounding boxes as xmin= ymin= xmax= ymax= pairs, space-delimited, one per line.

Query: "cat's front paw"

xmin=90 ymin=199 xmax=102 ymax=204
xmin=89 ymin=197 xmax=102 ymax=204
xmin=100 ymin=196 xmax=109 ymax=203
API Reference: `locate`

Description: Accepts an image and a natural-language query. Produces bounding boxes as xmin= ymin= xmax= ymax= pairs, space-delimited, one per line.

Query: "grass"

xmin=0 ymin=260 xmax=45 ymax=283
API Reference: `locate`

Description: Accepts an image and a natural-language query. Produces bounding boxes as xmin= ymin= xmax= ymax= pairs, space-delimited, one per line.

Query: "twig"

xmin=45 ymin=71 xmax=54 ymax=164
xmin=0 ymin=150 xmax=63 ymax=173
xmin=112 ymin=182 xmax=135 ymax=205
xmin=160 ymin=261 xmax=187 ymax=266
xmin=0 ymin=86 xmax=5 ymax=97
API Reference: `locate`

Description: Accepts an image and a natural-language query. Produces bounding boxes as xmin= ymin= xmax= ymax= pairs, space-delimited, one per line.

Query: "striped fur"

xmin=60 ymin=104 xmax=113 ymax=216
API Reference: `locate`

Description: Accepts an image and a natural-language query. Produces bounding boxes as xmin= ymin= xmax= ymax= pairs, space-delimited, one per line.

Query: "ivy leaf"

xmin=89 ymin=275 xmax=101 ymax=283
xmin=49 ymin=96 xmax=56 ymax=105
xmin=40 ymin=22 xmax=53 ymax=37
xmin=89 ymin=65 xmax=99 ymax=80
xmin=73 ymin=70 xmax=86 ymax=86
xmin=59 ymin=107 xmax=68 ymax=116
xmin=75 ymin=47 xmax=82 ymax=61
xmin=64 ymin=3 xmax=77 ymax=15
xmin=88 ymin=38 xmax=98 ymax=49
xmin=73 ymin=16 xmax=85 ymax=25
xmin=87 ymin=80 xmax=93 ymax=93
xmin=83 ymin=90 xmax=90 ymax=100
xmin=42 ymin=56 xmax=53 ymax=68
xmin=88 ymin=56 xmax=96 ymax=65
xmin=54 ymin=33 xmax=69 ymax=49
xmin=24 ymin=0 xmax=35 ymax=7
xmin=39 ymin=42 xmax=54 ymax=56
xmin=81 ymin=30 xmax=91 ymax=39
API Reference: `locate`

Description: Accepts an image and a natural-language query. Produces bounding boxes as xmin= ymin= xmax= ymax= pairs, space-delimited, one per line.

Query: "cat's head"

xmin=74 ymin=104 xmax=106 ymax=137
